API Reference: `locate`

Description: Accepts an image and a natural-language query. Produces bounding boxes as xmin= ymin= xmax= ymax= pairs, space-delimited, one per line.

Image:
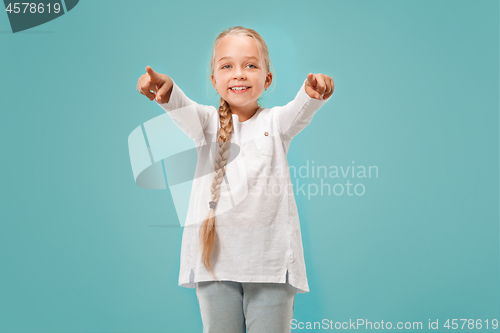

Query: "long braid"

xmin=199 ymin=25 xmax=272 ymax=280
xmin=199 ymin=97 xmax=233 ymax=280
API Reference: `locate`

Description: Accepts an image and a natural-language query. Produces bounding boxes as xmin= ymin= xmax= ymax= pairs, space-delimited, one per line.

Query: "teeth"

xmin=231 ymin=87 xmax=248 ymax=91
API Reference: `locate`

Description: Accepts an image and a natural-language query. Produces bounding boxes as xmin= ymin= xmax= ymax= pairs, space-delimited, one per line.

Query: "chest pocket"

xmin=253 ymin=130 xmax=273 ymax=157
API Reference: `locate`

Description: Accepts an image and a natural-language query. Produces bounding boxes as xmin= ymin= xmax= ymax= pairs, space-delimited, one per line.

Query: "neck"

xmin=229 ymin=103 xmax=260 ymax=123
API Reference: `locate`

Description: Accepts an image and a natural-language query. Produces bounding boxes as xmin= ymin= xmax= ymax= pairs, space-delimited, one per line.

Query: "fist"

xmin=305 ymin=73 xmax=334 ymax=100
xmin=136 ymin=66 xmax=173 ymax=103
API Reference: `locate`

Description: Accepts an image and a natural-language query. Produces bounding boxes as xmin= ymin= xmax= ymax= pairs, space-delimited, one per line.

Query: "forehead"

xmin=215 ymin=35 xmax=261 ymax=62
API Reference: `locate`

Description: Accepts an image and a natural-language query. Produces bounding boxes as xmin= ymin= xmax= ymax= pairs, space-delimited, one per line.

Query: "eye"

xmin=221 ymin=64 xmax=230 ymax=69
xmin=247 ymin=64 xmax=257 ymax=68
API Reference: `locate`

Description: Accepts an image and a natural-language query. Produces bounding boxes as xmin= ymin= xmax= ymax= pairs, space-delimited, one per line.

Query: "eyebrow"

xmin=217 ymin=56 xmax=259 ymax=62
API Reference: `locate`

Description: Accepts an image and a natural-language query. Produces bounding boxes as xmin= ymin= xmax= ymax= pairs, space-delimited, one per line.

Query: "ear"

xmin=211 ymin=73 xmax=217 ymax=91
xmin=264 ymin=71 xmax=273 ymax=89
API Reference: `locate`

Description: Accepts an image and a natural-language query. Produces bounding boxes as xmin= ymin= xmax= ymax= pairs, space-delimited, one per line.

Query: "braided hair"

xmin=199 ymin=26 xmax=273 ymax=280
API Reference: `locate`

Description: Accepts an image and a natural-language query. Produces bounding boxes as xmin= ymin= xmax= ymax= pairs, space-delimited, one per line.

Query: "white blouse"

xmin=157 ymin=79 xmax=329 ymax=293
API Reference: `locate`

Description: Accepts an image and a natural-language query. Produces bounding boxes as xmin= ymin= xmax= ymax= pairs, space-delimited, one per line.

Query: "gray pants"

xmin=195 ymin=278 xmax=297 ymax=333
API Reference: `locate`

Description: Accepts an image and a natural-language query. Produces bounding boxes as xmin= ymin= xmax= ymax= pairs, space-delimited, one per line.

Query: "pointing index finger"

xmin=146 ymin=66 xmax=161 ymax=83
xmin=306 ymin=73 xmax=317 ymax=88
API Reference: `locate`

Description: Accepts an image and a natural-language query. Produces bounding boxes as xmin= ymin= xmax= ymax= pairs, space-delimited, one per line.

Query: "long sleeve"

xmin=156 ymin=79 xmax=213 ymax=142
xmin=167 ymin=78 xmax=333 ymax=294
xmin=273 ymin=79 xmax=330 ymax=141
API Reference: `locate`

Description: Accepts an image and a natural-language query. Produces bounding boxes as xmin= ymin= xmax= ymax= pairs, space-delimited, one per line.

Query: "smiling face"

xmin=211 ymin=35 xmax=272 ymax=119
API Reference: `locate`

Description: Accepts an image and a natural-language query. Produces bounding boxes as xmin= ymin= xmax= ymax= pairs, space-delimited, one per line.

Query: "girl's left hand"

xmin=305 ymin=73 xmax=334 ymax=100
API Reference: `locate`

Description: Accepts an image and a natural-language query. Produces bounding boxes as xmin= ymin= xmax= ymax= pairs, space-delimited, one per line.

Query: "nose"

xmin=233 ymin=65 xmax=246 ymax=79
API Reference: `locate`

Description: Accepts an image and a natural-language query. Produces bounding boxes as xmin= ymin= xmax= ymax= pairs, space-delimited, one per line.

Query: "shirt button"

xmin=264 ymin=132 xmax=269 ymax=136
xmin=290 ymin=250 xmax=295 ymax=263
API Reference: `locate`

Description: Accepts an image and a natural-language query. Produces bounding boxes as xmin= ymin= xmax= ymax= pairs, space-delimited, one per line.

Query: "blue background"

xmin=1 ymin=0 xmax=498 ymax=332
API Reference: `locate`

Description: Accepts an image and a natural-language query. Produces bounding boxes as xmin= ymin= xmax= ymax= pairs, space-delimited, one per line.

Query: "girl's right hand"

xmin=136 ymin=66 xmax=173 ymax=103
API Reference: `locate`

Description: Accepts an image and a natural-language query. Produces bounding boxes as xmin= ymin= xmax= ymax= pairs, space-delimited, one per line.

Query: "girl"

xmin=137 ymin=26 xmax=334 ymax=333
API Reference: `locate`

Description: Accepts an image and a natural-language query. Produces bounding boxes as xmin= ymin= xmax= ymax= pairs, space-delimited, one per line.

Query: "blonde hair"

xmin=199 ymin=26 xmax=273 ymax=279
